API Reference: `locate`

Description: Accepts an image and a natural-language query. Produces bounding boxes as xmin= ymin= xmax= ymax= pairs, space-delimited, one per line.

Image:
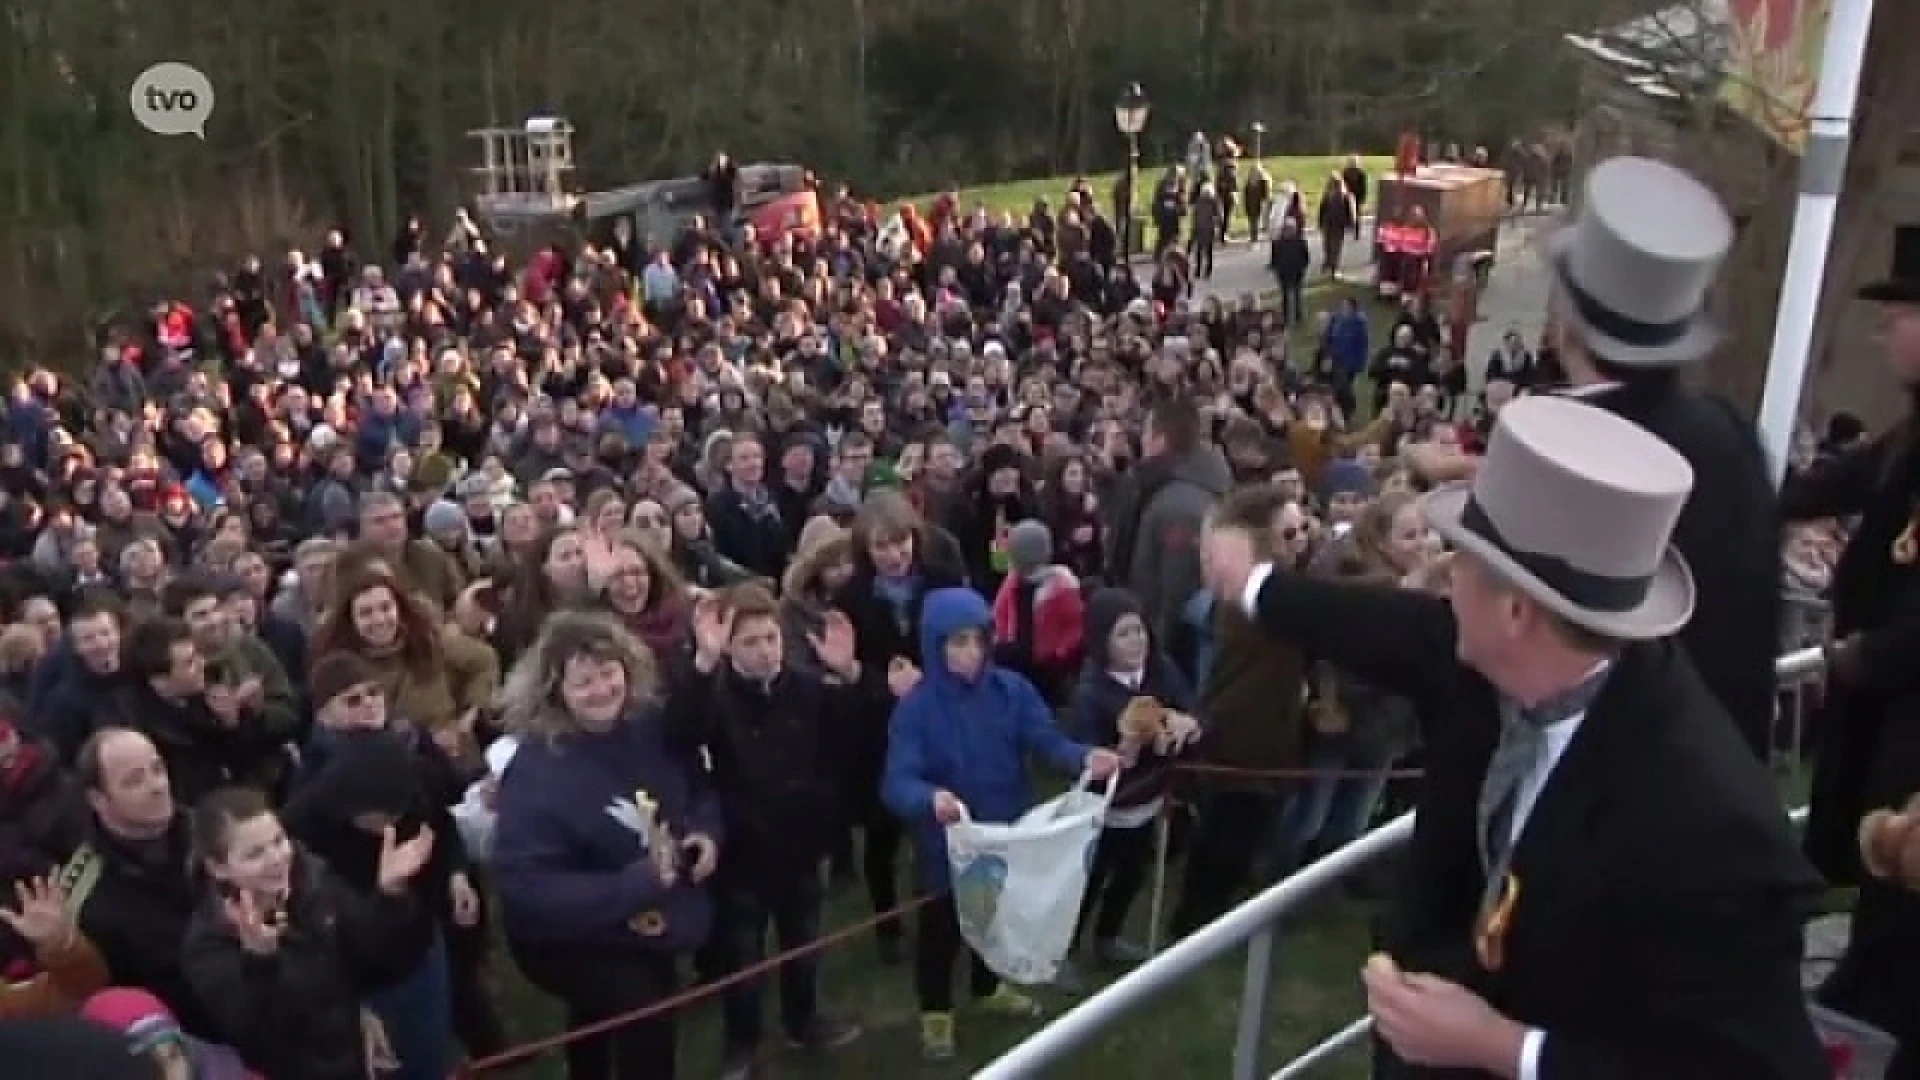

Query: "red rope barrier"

xmin=452 ymin=763 xmax=1418 ymax=1074
xmin=1175 ymin=762 xmax=1425 ymax=781
xmin=457 ymin=892 xmax=937 ymax=1074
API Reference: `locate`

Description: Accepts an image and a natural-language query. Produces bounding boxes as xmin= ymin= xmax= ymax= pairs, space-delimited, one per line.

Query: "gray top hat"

xmin=1421 ymin=395 xmax=1697 ymax=640
xmin=1544 ymin=157 xmax=1732 ymax=368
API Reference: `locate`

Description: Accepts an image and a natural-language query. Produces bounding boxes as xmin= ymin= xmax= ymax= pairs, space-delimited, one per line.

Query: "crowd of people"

xmin=0 ymin=137 xmax=1911 ymax=1080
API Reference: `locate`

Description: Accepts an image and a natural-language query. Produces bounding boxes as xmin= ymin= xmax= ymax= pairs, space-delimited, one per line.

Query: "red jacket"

xmin=992 ymin=566 xmax=1085 ymax=668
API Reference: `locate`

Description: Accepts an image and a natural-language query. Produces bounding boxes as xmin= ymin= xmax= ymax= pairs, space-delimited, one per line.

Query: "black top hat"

xmin=1860 ymin=225 xmax=1920 ymax=305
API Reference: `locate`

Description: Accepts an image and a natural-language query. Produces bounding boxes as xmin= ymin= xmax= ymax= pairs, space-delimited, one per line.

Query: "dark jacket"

xmin=705 ymin=485 xmax=790 ymax=579
xmin=1069 ymin=589 xmax=1197 ymax=813
xmin=492 ymin=706 xmax=721 ymax=954
xmin=0 ymin=737 xmax=87 ymax=877
xmin=180 ymin=852 xmax=415 ymax=1080
xmin=663 ymin=659 xmax=862 ymax=888
xmin=38 ymin=664 xmax=120 ymax=763
xmin=1269 ymin=229 xmax=1311 ymax=284
xmin=281 ymin=730 xmax=469 ymax=989
xmin=1105 ymin=444 xmax=1233 ymax=644
xmin=832 ymin=524 xmax=969 ymax=815
xmin=64 ymin=814 xmax=219 ymax=1039
xmin=1574 ymin=379 xmax=1780 ymax=761
xmin=1247 ymin=568 xmax=1829 ymax=1080
xmin=1781 ymin=415 xmax=1920 ymax=1044
xmin=103 ymin=684 xmax=288 ymax=810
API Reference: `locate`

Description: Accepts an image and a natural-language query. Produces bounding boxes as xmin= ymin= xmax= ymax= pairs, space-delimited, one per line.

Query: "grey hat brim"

xmin=1543 ymin=228 xmax=1722 ymax=369
xmin=1420 ymin=482 xmax=1696 ymax=641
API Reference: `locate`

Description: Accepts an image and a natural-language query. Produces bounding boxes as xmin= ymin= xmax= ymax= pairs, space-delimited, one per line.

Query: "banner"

xmin=1719 ymin=0 xmax=1831 ymax=154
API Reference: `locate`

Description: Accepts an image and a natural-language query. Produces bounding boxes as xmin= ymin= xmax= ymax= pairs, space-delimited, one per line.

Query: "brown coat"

xmin=0 ymin=931 xmax=110 ymax=1018
xmin=1284 ymin=412 xmax=1392 ymax=490
xmin=356 ymin=628 xmax=498 ymax=735
xmin=1192 ymin=601 xmax=1308 ymax=793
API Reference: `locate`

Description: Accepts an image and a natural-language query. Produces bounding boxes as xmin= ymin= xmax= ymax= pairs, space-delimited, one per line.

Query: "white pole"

xmin=1756 ymin=0 xmax=1881 ymax=486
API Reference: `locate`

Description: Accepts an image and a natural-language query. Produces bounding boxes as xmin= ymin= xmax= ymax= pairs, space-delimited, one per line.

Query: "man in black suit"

xmin=1202 ymin=395 xmax=1828 ymax=1078
xmin=1410 ymin=157 xmax=1782 ymax=761
xmin=1785 ymin=222 xmax=1920 ymax=1076
xmin=1542 ymin=157 xmax=1781 ymax=763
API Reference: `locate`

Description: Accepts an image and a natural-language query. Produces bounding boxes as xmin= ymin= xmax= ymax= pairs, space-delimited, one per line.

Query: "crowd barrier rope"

xmin=454 ymin=893 xmax=937 ymax=1075
xmin=447 ymin=759 xmax=1415 ymax=1074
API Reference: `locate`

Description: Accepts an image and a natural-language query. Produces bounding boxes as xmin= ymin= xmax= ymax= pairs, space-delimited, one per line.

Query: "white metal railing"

xmin=973 ymin=646 xmax=1828 ymax=1080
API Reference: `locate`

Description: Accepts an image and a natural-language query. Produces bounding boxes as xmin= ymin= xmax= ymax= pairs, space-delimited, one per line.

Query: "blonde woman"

xmin=1272 ymin=491 xmax=1434 ymax=874
xmin=493 ymin=612 xmax=720 ymax=1080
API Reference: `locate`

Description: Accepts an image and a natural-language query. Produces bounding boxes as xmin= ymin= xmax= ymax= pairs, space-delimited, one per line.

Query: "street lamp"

xmin=1249 ymin=120 xmax=1266 ymax=160
xmin=1114 ymin=83 xmax=1151 ymax=262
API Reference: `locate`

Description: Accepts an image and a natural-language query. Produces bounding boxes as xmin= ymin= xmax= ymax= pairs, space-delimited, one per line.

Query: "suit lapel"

xmin=1511 ymin=647 xmax=1660 ymax=866
xmin=1489 ymin=646 xmax=1661 ymax=982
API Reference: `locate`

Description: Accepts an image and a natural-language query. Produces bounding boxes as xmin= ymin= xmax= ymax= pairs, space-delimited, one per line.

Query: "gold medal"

xmin=1474 ymin=873 xmax=1520 ymax=973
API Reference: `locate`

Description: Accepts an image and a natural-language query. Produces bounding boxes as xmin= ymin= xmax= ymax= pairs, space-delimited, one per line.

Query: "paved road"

xmin=1141 ymin=222 xmax=1377 ymax=305
xmin=1171 ymin=216 xmax=1553 ymax=380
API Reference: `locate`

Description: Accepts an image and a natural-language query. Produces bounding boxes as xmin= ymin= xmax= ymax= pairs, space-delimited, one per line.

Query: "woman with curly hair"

xmin=493 ymin=611 xmax=720 ymax=1080
xmin=308 ymin=567 xmax=497 ymax=765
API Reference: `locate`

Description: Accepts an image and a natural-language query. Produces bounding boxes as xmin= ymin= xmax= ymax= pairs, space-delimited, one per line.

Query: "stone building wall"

xmin=1570 ymin=57 xmax=1920 ymax=431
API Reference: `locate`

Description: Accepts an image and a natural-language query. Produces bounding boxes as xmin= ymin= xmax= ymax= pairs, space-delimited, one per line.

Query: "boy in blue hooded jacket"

xmin=882 ymin=586 xmax=1121 ymax=1061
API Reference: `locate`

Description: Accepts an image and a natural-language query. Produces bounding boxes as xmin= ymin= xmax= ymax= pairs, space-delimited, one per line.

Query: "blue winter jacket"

xmin=882 ymin=587 xmax=1092 ymax=891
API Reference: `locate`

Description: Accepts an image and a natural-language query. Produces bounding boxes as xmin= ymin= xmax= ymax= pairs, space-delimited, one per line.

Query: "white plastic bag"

xmin=449 ymin=737 xmax=521 ymax=864
xmin=945 ymin=772 xmax=1116 ymax=985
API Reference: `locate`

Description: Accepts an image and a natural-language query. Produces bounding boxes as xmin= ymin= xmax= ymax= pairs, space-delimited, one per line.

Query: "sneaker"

xmin=717 ymin=1050 xmax=760 ymax=1080
xmin=785 ymin=1015 xmax=862 ymax=1051
xmin=1049 ymin=959 xmax=1087 ymax=994
xmin=974 ymin=985 xmax=1044 ymax=1018
xmin=1094 ymin=937 xmax=1151 ymax=965
xmin=919 ymin=1012 xmax=956 ymax=1061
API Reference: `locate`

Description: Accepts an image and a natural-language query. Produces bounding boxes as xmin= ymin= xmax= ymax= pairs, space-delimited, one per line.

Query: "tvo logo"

xmin=130 ymin=62 xmax=215 ymax=138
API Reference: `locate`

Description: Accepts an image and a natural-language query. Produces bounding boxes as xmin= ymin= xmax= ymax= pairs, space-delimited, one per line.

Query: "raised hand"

xmin=0 ymin=876 xmax=74 ymax=949
xmin=691 ymin=595 xmax=736 ymax=672
xmin=376 ymin=825 xmax=436 ymax=896
xmin=1400 ymin=551 xmax=1454 ymax=596
xmin=887 ymin=657 xmax=922 ymax=699
xmin=222 ymin=890 xmax=285 ymax=957
xmin=582 ymin=532 xmax=622 ymax=592
xmin=807 ymin=611 xmax=859 ymax=681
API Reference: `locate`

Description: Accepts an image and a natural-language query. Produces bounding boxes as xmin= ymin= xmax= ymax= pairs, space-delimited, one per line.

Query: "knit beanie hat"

xmin=309 ymin=651 xmax=381 ymax=712
xmin=1320 ymin=457 xmax=1374 ymax=502
xmin=80 ymin=988 xmax=179 ymax=1056
xmin=423 ymin=499 xmax=467 ymax=538
xmin=1006 ymin=519 xmax=1054 ymax=573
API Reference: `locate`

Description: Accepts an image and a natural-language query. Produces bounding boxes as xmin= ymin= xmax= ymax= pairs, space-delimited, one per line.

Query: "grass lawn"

xmin=481 ymin=866 xmax=1377 ymax=1080
xmin=907 ymin=155 xmax=1396 ymax=219
xmin=478 ymin=757 xmax=1821 ymax=1080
